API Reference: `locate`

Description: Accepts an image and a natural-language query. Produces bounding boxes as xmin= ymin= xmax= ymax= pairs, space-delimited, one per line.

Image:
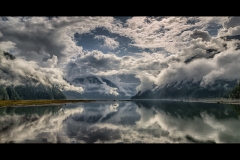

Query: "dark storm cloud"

xmin=0 ymin=17 xmax=65 ymax=62
xmin=65 ymin=50 xmax=122 ymax=80
xmin=83 ymin=52 xmax=120 ymax=70
xmin=223 ymin=17 xmax=240 ymax=29
xmin=218 ymin=17 xmax=240 ymax=37
xmin=113 ymin=16 xmax=133 ymax=24
xmin=186 ymin=17 xmax=201 ymax=24
xmin=0 ymin=17 xmax=116 ymax=63
xmin=190 ymin=29 xmax=211 ymax=41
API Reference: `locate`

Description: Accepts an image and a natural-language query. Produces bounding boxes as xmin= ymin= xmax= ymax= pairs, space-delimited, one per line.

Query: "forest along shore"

xmin=152 ymin=98 xmax=240 ymax=105
xmin=0 ymin=99 xmax=132 ymax=107
xmin=1 ymin=98 xmax=240 ymax=108
xmin=0 ymin=100 xmax=97 ymax=107
xmin=186 ymin=98 xmax=240 ymax=105
xmin=130 ymin=98 xmax=240 ymax=105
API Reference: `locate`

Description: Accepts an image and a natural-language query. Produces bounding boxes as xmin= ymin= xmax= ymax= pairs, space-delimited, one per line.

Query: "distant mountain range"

xmin=131 ymin=79 xmax=238 ymax=99
xmin=0 ymin=51 xmax=138 ymax=100
xmin=132 ymin=35 xmax=240 ymax=100
xmin=0 ymin=51 xmax=66 ymax=100
xmin=0 ymin=85 xmax=66 ymax=100
xmin=2 ymin=34 xmax=240 ymax=100
xmin=63 ymin=76 xmax=138 ymax=99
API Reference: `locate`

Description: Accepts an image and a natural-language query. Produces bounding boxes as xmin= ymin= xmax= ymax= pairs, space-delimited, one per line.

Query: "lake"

xmin=1 ymin=100 xmax=240 ymax=143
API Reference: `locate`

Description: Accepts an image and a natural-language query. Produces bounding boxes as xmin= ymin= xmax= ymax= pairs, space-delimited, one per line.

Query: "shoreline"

xmin=0 ymin=100 xmax=95 ymax=108
xmin=131 ymin=98 xmax=240 ymax=105
xmin=1 ymin=98 xmax=240 ymax=108
xmin=0 ymin=99 xmax=131 ymax=108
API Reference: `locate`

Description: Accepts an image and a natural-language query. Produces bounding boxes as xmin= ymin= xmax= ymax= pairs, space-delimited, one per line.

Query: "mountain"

xmin=0 ymin=83 xmax=66 ymax=100
xmin=101 ymin=78 xmax=119 ymax=88
xmin=63 ymin=76 xmax=138 ymax=99
xmin=131 ymin=35 xmax=240 ymax=100
xmin=131 ymin=79 xmax=238 ymax=99
xmin=0 ymin=51 xmax=66 ymax=100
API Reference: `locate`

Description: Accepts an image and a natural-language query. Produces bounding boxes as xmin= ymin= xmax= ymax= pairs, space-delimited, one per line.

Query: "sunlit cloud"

xmin=1 ymin=16 xmax=240 ymax=97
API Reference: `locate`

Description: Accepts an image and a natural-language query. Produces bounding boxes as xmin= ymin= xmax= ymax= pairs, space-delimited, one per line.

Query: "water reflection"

xmin=0 ymin=100 xmax=240 ymax=143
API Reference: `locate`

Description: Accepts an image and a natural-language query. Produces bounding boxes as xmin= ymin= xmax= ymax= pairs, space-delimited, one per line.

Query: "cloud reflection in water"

xmin=0 ymin=101 xmax=240 ymax=143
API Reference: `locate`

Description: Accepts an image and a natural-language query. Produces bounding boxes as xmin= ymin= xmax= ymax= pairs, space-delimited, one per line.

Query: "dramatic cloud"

xmin=226 ymin=26 xmax=240 ymax=36
xmin=64 ymin=50 xmax=121 ymax=80
xmin=94 ymin=35 xmax=119 ymax=50
xmin=218 ymin=17 xmax=240 ymax=37
xmin=153 ymin=39 xmax=240 ymax=88
xmin=190 ymin=29 xmax=211 ymax=41
xmin=0 ymin=17 xmax=117 ymax=63
xmin=223 ymin=17 xmax=240 ymax=29
xmin=105 ymin=17 xmax=227 ymax=54
xmin=1 ymin=16 xmax=240 ymax=96
xmin=0 ymin=50 xmax=83 ymax=92
xmin=0 ymin=41 xmax=17 ymax=52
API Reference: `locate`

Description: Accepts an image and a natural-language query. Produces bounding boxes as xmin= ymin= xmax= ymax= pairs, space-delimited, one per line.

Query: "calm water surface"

xmin=1 ymin=100 xmax=240 ymax=143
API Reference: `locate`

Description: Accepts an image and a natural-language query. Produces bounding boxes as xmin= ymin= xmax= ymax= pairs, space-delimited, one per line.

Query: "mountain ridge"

xmin=131 ymin=79 xmax=238 ymax=99
xmin=64 ymin=76 xmax=138 ymax=99
xmin=131 ymin=35 xmax=240 ymax=100
xmin=0 ymin=51 xmax=66 ymax=100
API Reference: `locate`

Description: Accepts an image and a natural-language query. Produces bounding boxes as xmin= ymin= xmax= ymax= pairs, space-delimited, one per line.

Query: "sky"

xmin=1 ymin=16 xmax=240 ymax=96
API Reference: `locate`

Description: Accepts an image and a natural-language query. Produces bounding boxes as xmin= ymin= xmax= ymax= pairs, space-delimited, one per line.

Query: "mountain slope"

xmin=131 ymin=79 xmax=238 ymax=99
xmin=0 ymin=51 xmax=66 ymax=100
xmin=64 ymin=76 xmax=138 ymax=99
xmin=228 ymin=81 xmax=240 ymax=99
xmin=131 ymin=35 xmax=240 ymax=100
xmin=0 ymin=84 xmax=66 ymax=100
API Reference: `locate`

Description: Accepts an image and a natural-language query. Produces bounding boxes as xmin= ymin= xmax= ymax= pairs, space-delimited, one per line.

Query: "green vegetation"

xmin=0 ymin=99 xmax=96 ymax=107
xmin=6 ymin=86 xmax=20 ymax=100
xmin=0 ymin=51 xmax=66 ymax=100
xmin=0 ymin=84 xmax=66 ymax=100
xmin=0 ymin=86 xmax=9 ymax=100
xmin=132 ymin=79 xmax=237 ymax=99
xmin=229 ymin=81 xmax=240 ymax=99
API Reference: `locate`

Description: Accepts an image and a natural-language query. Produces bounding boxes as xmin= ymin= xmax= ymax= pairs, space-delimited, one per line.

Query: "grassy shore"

xmin=0 ymin=99 xmax=132 ymax=107
xmin=131 ymin=98 xmax=240 ymax=105
xmin=187 ymin=98 xmax=240 ymax=105
xmin=154 ymin=98 xmax=240 ymax=105
xmin=1 ymin=98 xmax=240 ymax=108
xmin=0 ymin=99 xmax=98 ymax=107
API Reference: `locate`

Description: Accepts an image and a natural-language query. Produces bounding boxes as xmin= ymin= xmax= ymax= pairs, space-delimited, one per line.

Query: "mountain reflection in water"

xmin=0 ymin=100 xmax=240 ymax=143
